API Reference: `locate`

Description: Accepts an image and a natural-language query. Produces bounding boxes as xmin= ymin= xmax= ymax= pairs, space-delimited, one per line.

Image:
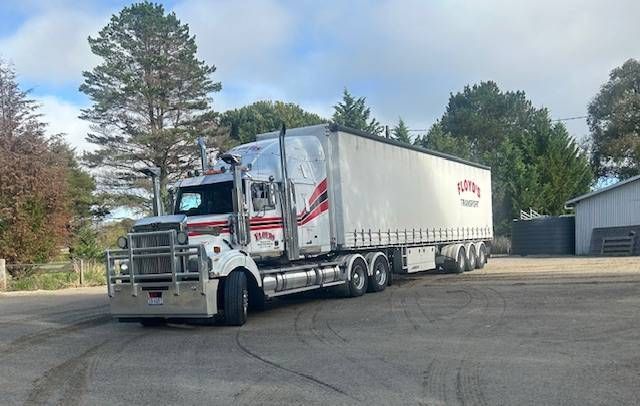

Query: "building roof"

xmin=566 ymin=174 xmax=640 ymax=206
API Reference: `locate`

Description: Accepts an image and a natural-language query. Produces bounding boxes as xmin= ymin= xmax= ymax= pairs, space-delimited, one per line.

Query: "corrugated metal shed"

xmin=566 ymin=175 xmax=640 ymax=255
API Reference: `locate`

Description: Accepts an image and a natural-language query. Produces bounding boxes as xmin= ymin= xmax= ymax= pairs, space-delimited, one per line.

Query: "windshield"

xmin=174 ymin=181 xmax=234 ymax=216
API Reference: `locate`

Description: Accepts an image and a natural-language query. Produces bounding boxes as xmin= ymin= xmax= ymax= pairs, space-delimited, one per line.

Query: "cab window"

xmin=251 ymin=182 xmax=276 ymax=211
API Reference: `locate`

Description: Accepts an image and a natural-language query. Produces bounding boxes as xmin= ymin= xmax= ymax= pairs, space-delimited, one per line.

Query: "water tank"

xmin=511 ymin=216 xmax=575 ymax=255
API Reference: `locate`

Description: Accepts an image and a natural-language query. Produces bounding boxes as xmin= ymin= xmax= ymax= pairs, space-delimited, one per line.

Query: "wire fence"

xmin=0 ymin=259 xmax=89 ymax=291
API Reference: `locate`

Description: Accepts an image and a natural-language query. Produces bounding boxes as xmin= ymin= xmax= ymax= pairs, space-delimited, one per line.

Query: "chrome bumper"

xmin=109 ymin=280 xmax=219 ymax=318
xmin=106 ymin=230 xmax=216 ymax=318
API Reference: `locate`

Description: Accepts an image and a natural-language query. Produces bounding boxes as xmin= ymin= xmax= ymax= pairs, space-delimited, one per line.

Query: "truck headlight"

xmin=176 ymin=231 xmax=188 ymax=245
xmin=117 ymin=236 xmax=128 ymax=249
xmin=120 ymin=261 xmax=129 ymax=273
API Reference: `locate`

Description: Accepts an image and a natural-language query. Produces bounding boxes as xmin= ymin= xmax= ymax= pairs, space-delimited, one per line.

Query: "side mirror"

xmin=253 ymin=197 xmax=268 ymax=211
xmin=268 ymin=183 xmax=277 ymax=206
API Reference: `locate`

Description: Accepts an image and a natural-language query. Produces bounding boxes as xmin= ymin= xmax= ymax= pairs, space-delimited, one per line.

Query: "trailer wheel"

xmin=224 ymin=271 xmax=249 ymax=326
xmin=476 ymin=243 xmax=487 ymax=269
xmin=367 ymin=255 xmax=389 ymax=292
xmin=448 ymin=246 xmax=466 ymax=274
xmin=347 ymin=257 xmax=368 ymax=297
xmin=465 ymin=244 xmax=477 ymax=271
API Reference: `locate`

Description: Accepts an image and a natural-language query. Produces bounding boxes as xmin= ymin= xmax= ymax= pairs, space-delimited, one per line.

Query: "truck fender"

xmin=441 ymin=244 xmax=464 ymax=262
xmin=338 ymin=253 xmax=369 ymax=280
xmin=212 ymin=250 xmax=262 ymax=287
xmin=365 ymin=252 xmax=388 ymax=277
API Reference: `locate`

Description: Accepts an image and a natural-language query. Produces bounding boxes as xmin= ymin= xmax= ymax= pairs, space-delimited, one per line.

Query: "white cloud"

xmin=35 ymin=95 xmax=92 ymax=152
xmin=4 ymin=0 xmax=639 ymax=143
xmin=0 ymin=8 xmax=105 ymax=84
xmin=174 ymin=0 xmax=294 ymax=82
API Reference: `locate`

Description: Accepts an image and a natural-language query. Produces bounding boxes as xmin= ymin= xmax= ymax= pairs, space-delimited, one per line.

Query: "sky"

xmin=1 ymin=0 xmax=639 ymax=152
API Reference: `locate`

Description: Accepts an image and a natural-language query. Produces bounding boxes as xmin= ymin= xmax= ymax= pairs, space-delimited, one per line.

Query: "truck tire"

xmin=347 ymin=257 xmax=368 ymax=297
xmin=465 ymin=244 xmax=477 ymax=271
xmin=248 ymin=280 xmax=266 ymax=311
xmin=476 ymin=243 xmax=487 ymax=269
xmin=367 ymin=254 xmax=389 ymax=292
xmin=224 ymin=271 xmax=249 ymax=326
xmin=448 ymin=246 xmax=466 ymax=274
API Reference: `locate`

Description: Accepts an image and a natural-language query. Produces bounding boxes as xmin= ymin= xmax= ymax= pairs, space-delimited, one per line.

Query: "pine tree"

xmin=220 ymin=100 xmax=326 ymax=144
xmin=332 ymin=88 xmax=382 ymax=135
xmin=392 ymin=117 xmax=412 ymax=143
xmin=79 ymin=2 xmax=221 ymax=211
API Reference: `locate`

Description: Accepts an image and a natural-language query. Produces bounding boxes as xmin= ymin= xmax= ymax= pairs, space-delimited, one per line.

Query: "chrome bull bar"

xmin=106 ymin=230 xmax=209 ymax=298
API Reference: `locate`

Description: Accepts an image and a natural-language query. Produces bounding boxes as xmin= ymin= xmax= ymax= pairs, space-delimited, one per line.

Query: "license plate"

xmin=147 ymin=292 xmax=163 ymax=305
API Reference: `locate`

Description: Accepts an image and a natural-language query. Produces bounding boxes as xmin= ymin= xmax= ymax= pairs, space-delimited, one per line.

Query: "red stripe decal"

xmin=308 ymin=178 xmax=327 ymax=207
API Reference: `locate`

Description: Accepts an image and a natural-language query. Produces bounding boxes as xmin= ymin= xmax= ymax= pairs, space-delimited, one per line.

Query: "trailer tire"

xmin=448 ymin=246 xmax=466 ymax=274
xmin=465 ymin=244 xmax=477 ymax=271
xmin=476 ymin=243 xmax=487 ymax=269
xmin=367 ymin=255 xmax=389 ymax=292
xmin=224 ymin=271 xmax=249 ymax=326
xmin=347 ymin=257 xmax=368 ymax=297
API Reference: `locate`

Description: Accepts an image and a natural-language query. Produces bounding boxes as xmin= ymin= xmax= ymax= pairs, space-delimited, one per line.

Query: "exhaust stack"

xmin=278 ymin=124 xmax=300 ymax=260
xmin=197 ymin=136 xmax=208 ymax=172
xmin=141 ymin=167 xmax=163 ymax=217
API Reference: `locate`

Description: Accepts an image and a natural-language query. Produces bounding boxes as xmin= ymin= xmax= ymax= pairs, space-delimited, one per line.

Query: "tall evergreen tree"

xmin=588 ymin=58 xmax=640 ymax=179
xmin=392 ymin=117 xmax=412 ymax=143
xmin=79 ymin=2 xmax=221 ymax=210
xmin=332 ymin=88 xmax=382 ymax=135
xmin=432 ymin=81 xmax=592 ymax=234
xmin=220 ymin=100 xmax=326 ymax=144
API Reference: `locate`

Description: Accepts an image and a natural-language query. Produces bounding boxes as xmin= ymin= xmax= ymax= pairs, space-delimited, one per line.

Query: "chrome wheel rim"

xmin=375 ymin=263 xmax=386 ymax=286
xmin=352 ymin=265 xmax=366 ymax=290
xmin=242 ymin=288 xmax=249 ymax=316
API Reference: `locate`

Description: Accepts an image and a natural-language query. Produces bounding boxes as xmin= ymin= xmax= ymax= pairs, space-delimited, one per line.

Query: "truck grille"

xmin=131 ymin=233 xmax=172 ymax=275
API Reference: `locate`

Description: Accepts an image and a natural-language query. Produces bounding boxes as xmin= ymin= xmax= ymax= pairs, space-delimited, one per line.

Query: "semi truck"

xmin=106 ymin=124 xmax=493 ymax=326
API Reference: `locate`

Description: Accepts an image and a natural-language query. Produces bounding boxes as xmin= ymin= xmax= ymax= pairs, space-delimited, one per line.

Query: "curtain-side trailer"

xmin=106 ymin=124 xmax=493 ymax=326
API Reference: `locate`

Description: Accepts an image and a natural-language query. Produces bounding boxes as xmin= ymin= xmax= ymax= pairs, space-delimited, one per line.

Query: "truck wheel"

xmin=224 ymin=271 xmax=249 ymax=326
xmin=249 ymin=287 xmax=266 ymax=311
xmin=367 ymin=255 xmax=389 ymax=292
xmin=449 ymin=246 xmax=466 ymax=274
xmin=465 ymin=245 xmax=477 ymax=271
xmin=348 ymin=257 xmax=368 ymax=297
xmin=476 ymin=244 xmax=487 ymax=269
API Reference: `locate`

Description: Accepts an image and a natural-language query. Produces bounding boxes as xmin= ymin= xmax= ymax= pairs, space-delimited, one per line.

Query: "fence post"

xmin=79 ymin=259 xmax=85 ymax=287
xmin=0 ymin=259 xmax=6 ymax=291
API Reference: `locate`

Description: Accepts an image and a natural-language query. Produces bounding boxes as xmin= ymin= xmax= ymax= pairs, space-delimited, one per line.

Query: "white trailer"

xmin=106 ymin=124 xmax=493 ymax=326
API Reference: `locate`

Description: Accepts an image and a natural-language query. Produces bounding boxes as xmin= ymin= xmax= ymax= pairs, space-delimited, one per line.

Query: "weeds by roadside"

xmin=7 ymin=261 xmax=105 ymax=291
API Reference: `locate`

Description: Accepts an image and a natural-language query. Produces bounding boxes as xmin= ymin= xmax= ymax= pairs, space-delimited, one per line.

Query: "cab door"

xmin=247 ymin=181 xmax=284 ymax=257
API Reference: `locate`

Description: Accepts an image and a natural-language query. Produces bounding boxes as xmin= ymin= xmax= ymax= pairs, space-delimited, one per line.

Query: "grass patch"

xmin=7 ymin=261 xmax=106 ymax=291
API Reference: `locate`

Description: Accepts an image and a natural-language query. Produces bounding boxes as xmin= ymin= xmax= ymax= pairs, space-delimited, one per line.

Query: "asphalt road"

xmin=1 ymin=258 xmax=640 ymax=405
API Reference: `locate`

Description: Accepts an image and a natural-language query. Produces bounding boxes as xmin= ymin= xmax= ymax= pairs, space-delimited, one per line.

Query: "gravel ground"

xmin=1 ymin=256 xmax=639 ymax=405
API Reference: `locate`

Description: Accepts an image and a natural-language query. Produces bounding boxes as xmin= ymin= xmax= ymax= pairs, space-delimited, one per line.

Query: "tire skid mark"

xmin=0 ymin=304 xmax=109 ymax=326
xmin=455 ymin=360 xmax=488 ymax=406
xmin=293 ymin=306 xmax=310 ymax=346
xmin=234 ymin=330 xmax=356 ymax=400
xmin=24 ymin=340 xmax=108 ymax=406
xmin=309 ymin=302 xmax=332 ymax=345
xmin=23 ymin=330 xmax=150 ymax=406
xmin=0 ymin=313 xmax=112 ymax=356
xmin=450 ymin=285 xmax=506 ymax=406
xmin=325 ymin=320 xmax=348 ymax=343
